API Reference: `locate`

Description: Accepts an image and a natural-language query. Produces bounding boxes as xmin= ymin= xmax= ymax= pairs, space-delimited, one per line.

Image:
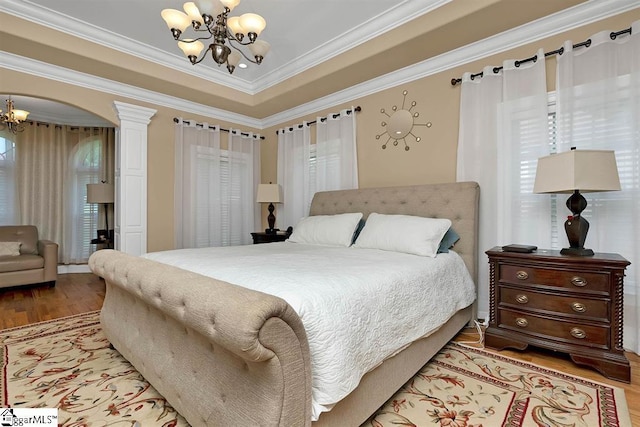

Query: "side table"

xmin=91 ymin=238 xmax=113 ymax=249
xmin=484 ymin=246 xmax=630 ymax=382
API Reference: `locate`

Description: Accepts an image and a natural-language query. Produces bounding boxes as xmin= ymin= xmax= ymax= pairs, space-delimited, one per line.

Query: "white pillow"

xmin=353 ymin=213 xmax=452 ymax=257
xmin=288 ymin=213 xmax=364 ymax=247
xmin=0 ymin=241 xmax=21 ymax=256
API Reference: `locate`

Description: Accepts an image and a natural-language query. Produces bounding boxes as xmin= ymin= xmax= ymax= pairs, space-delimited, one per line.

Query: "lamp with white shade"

xmin=256 ymin=183 xmax=283 ymax=234
xmin=533 ymin=148 xmax=621 ymax=256
xmin=87 ymin=182 xmax=115 ymax=248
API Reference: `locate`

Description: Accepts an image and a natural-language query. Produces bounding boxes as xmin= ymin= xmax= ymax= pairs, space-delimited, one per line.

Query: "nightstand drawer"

xmin=498 ymin=309 xmax=609 ymax=348
xmin=499 ymin=287 xmax=609 ymax=321
xmin=500 ymin=264 xmax=609 ymax=293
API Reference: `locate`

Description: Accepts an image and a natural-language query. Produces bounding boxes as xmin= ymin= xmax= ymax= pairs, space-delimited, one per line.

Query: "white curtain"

xmin=174 ymin=119 xmax=260 ymax=248
xmin=457 ymin=50 xmax=549 ymax=318
xmin=314 ymin=108 xmax=359 ymax=194
xmin=277 ymin=109 xmax=359 ymax=229
xmin=556 ymin=21 xmax=639 ymax=353
xmin=277 ymin=123 xmax=311 ymax=229
xmin=227 ymin=128 xmax=261 ymax=245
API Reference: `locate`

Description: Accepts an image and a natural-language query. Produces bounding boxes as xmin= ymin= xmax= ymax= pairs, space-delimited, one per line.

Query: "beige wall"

xmin=262 ymin=10 xmax=639 ymax=189
xmin=1 ymin=10 xmax=637 ymax=253
xmin=0 ymin=70 xmax=262 ymax=252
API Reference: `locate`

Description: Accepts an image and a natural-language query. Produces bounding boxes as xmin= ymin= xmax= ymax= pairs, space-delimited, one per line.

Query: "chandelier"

xmin=161 ymin=0 xmax=269 ymax=75
xmin=0 ymin=98 xmax=30 ymax=134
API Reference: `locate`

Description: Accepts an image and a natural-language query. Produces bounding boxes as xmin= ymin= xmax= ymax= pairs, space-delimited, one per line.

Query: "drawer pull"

xmin=571 ymin=302 xmax=587 ymax=313
xmin=571 ymin=276 xmax=587 ymax=287
xmin=570 ymin=328 xmax=587 ymax=339
xmin=516 ymin=294 xmax=529 ymax=304
xmin=516 ymin=271 xmax=529 ymax=280
xmin=515 ymin=318 xmax=528 ymax=328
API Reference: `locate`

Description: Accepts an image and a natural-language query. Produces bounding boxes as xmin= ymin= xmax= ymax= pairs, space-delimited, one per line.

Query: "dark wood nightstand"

xmin=485 ymin=247 xmax=630 ymax=382
xmin=251 ymin=231 xmax=290 ymax=244
xmin=90 ymin=238 xmax=113 ymax=249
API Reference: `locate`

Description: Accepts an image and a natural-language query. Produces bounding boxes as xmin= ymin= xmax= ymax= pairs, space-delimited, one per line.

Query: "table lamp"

xmin=533 ymin=148 xmax=620 ymax=256
xmin=256 ymin=183 xmax=283 ymax=234
xmin=87 ymin=182 xmax=115 ymax=245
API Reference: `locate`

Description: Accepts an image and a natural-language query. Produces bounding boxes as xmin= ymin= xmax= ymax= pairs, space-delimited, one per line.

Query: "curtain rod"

xmin=172 ymin=118 xmax=265 ymax=140
xmin=23 ymin=120 xmax=113 ymax=131
xmin=450 ymin=26 xmax=632 ymax=86
xmin=276 ymin=106 xmax=362 ymax=135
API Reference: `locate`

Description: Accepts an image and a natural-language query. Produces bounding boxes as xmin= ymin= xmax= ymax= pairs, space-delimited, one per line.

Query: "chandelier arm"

xmin=190 ymin=45 xmax=214 ymax=65
xmin=226 ymin=29 xmax=254 ymax=46
xmin=227 ymin=39 xmax=258 ymax=64
xmin=176 ymin=33 xmax=214 ymax=43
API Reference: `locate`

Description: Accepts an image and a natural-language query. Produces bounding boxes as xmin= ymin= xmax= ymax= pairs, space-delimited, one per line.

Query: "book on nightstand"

xmin=502 ymin=244 xmax=537 ymax=253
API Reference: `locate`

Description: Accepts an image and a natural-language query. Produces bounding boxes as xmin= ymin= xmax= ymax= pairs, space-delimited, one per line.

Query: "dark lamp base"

xmin=560 ymin=247 xmax=594 ymax=256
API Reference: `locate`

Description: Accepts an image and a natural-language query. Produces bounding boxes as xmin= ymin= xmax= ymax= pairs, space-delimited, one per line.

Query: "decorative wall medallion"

xmin=376 ymin=90 xmax=431 ymax=151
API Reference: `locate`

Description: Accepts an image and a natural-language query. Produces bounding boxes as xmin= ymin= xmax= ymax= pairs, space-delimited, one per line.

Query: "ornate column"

xmin=112 ymin=101 xmax=156 ymax=256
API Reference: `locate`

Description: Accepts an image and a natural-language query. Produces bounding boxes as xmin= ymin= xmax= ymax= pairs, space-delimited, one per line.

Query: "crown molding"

xmin=250 ymin=0 xmax=450 ymax=93
xmin=0 ymin=0 xmax=256 ymax=94
xmin=0 ymin=0 xmax=448 ymax=95
xmin=0 ymin=52 xmax=264 ymax=129
xmin=261 ymin=0 xmax=638 ymax=127
xmin=26 ymin=111 xmax=114 ymax=127
xmin=1 ymin=0 xmax=635 ymax=130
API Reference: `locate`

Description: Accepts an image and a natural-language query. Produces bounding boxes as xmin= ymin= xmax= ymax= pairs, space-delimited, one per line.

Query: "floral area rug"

xmin=367 ymin=342 xmax=631 ymax=427
xmin=1 ymin=311 xmax=187 ymax=426
xmin=1 ymin=311 xmax=632 ymax=427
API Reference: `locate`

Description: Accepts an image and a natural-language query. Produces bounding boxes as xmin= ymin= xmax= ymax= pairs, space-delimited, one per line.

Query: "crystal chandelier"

xmin=161 ymin=0 xmax=269 ymax=75
xmin=0 ymin=98 xmax=30 ymax=134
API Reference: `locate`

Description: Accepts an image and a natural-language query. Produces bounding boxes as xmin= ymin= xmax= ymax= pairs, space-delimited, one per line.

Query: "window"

xmin=0 ymin=136 xmax=16 ymax=224
xmin=532 ymin=96 xmax=638 ymax=255
xmin=193 ymin=146 xmax=251 ymax=247
xmin=547 ymin=109 xmax=561 ymax=248
xmin=69 ymin=138 xmax=102 ymax=260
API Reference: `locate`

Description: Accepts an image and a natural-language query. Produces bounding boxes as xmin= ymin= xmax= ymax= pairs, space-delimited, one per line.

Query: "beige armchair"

xmin=0 ymin=225 xmax=58 ymax=289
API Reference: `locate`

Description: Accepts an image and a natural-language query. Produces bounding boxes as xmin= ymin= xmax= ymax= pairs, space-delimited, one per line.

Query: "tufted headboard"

xmin=309 ymin=181 xmax=480 ymax=284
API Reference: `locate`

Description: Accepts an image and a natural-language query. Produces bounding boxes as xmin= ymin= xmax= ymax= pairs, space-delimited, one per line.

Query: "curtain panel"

xmin=314 ymin=108 xmax=359 ymax=195
xmin=556 ymin=21 xmax=639 ymax=353
xmin=277 ymin=109 xmax=358 ymax=229
xmin=174 ymin=119 xmax=260 ymax=249
xmin=457 ymin=20 xmax=639 ymax=353
xmin=457 ymin=51 xmax=549 ymax=318
xmin=2 ymin=122 xmax=114 ymax=264
xmin=277 ymin=123 xmax=312 ymax=229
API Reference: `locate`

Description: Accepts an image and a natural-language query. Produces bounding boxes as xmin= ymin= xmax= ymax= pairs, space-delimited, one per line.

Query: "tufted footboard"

xmin=89 ymin=249 xmax=312 ymax=427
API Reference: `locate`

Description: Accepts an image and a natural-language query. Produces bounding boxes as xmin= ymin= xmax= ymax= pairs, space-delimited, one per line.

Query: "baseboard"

xmin=58 ymin=264 xmax=91 ymax=274
xmin=477 ymin=311 xmax=489 ymax=326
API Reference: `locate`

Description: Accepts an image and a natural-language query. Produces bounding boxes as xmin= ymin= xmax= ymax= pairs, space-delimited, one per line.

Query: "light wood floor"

xmin=2 ymin=273 xmax=639 ymax=425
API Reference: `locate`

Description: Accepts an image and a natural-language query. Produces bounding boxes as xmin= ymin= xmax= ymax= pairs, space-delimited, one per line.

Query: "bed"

xmin=88 ymin=181 xmax=480 ymax=426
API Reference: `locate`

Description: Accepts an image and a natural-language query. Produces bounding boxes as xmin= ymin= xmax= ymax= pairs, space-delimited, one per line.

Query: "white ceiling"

xmin=9 ymin=0 xmax=445 ymax=93
xmin=4 ymin=0 xmax=632 ymax=124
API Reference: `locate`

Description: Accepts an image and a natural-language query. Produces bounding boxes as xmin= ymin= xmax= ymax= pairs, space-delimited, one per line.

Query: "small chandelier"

xmin=0 ymin=98 xmax=30 ymax=134
xmin=161 ymin=0 xmax=269 ymax=75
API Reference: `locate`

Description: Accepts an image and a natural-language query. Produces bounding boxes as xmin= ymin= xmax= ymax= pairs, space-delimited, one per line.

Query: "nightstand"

xmin=90 ymin=238 xmax=113 ymax=249
xmin=251 ymin=231 xmax=290 ymax=244
xmin=485 ymin=247 xmax=630 ymax=382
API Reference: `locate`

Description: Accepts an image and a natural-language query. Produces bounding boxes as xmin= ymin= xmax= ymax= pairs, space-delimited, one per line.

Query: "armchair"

xmin=0 ymin=225 xmax=58 ymax=289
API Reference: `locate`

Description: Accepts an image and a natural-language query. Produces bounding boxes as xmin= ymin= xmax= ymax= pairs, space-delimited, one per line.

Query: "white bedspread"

xmin=144 ymin=242 xmax=476 ymax=420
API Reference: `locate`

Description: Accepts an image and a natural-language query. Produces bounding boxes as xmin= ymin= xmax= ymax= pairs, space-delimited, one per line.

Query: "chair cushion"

xmin=0 ymin=226 xmax=39 ymax=255
xmin=0 ymin=254 xmax=45 ymax=273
